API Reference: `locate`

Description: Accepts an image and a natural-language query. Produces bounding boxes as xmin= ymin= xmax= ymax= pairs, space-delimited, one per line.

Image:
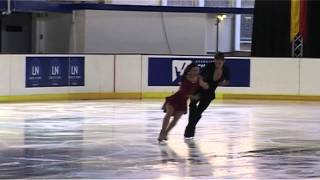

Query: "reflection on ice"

xmin=0 ymin=100 xmax=320 ymax=179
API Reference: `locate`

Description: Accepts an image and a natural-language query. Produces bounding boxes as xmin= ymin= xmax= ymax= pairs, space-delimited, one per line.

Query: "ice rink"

xmin=1 ymin=99 xmax=320 ymax=179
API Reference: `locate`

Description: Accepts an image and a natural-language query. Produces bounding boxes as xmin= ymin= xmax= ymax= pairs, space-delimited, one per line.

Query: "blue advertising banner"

xmin=26 ymin=57 xmax=85 ymax=88
xmin=148 ymin=57 xmax=250 ymax=87
xmin=47 ymin=57 xmax=69 ymax=86
xmin=26 ymin=57 xmax=46 ymax=87
xmin=69 ymin=57 xmax=85 ymax=86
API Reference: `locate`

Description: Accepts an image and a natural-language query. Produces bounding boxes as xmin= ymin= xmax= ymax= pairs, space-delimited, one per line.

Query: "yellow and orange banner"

xmin=290 ymin=0 xmax=307 ymax=41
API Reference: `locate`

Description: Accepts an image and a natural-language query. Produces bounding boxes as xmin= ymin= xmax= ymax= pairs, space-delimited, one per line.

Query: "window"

xmin=204 ymin=0 xmax=233 ymax=7
xmin=239 ymin=0 xmax=254 ymax=51
xmin=166 ymin=0 xmax=197 ymax=6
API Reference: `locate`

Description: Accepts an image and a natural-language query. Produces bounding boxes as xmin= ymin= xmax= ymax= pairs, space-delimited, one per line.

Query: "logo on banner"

xmin=172 ymin=60 xmax=192 ymax=83
xmin=30 ymin=59 xmax=42 ymax=81
xmin=69 ymin=57 xmax=85 ymax=86
xmin=51 ymin=66 xmax=60 ymax=75
xmin=32 ymin=66 xmax=40 ymax=76
xmin=70 ymin=66 xmax=78 ymax=75
xmin=49 ymin=59 xmax=62 ymax=81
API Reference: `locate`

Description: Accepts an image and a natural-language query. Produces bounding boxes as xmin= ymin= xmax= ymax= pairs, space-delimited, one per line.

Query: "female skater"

xmin=158 ymin=63 xmax=208 ymax=142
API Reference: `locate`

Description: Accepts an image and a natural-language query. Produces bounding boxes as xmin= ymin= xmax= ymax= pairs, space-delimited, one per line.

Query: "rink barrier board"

xmin=1 ymin=55 xmax=320 ymax=102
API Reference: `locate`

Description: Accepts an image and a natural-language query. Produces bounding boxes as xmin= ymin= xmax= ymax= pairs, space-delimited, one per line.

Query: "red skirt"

xmin=162 ymin=94 xmax=188 ymax=114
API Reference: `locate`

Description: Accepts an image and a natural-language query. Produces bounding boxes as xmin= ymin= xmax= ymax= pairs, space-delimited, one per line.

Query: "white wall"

xmin=73 ymin=10 xmax=208 ymax=54
xmin=162 ymin=13 xmax=207 ymax=54
xmin=0 ymin=55 xmax=11 ymax=97
xmin=206 ymin=14 xmax=217 ymax=53
xmin=81 ymin=10 xmax=169 ymax=54
xmin=43 ymin=13 xmax=72 ymax=53
xmin=115 ymin=55 xmax=142 ymax=92
xmin=34 ymin=10 xmax=235 ymax=54
xmin=249 ymin=58 xmax=300 ymax=95
xmin=69 ymin=55 xmax=114 ymax=93
xmin=33 ymin=13 xmax=72 ymax=53
xmin=300 ymin=58 xmax=320 ymax=95
xmin=72 ymin=11 xmax=86 ymax=53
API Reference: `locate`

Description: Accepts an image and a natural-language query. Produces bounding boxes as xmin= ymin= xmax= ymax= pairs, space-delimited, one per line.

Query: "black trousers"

xmin=184 ymin=94 xmax=214 ymax=138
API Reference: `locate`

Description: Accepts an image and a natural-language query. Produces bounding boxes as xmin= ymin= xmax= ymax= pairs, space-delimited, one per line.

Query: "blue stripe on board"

xmin=6 ymin=1 xmax=253 ymax=14
xmin=0 ymin=1 xmax=6 ymax=11
xmin=12 ymin=1 xmax=72 ymax=13
xmin=70 ymin=3 xmax=254 ymax=14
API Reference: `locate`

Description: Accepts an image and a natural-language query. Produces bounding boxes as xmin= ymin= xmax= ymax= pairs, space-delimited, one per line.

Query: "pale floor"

xmin=0 ymin=99 xmax=320 ymax=179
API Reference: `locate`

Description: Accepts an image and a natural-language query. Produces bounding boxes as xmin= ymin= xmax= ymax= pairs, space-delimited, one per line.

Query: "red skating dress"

xmin=163 ymin=78 xmax=200 ymax=114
